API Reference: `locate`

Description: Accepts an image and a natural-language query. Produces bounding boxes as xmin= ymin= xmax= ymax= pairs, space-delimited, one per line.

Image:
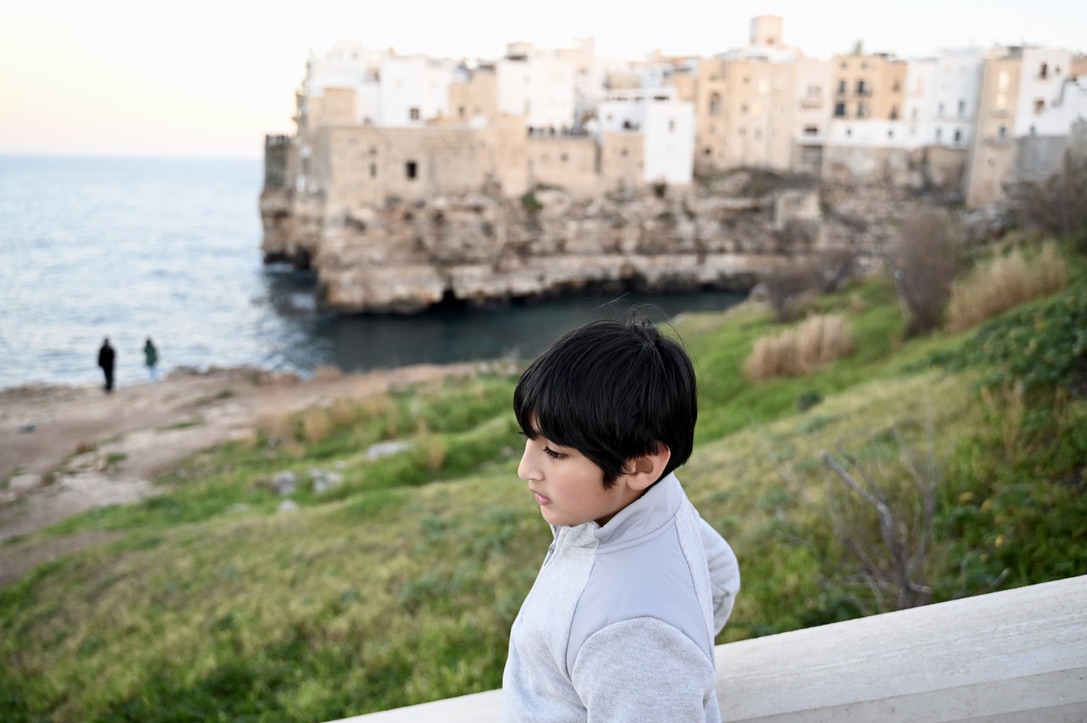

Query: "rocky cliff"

xmin=261 ymin=170 xmax=915 ymax=315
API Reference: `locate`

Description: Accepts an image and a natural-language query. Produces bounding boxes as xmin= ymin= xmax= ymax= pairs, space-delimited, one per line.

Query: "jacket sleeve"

xmin=571 ymin=618 xmax=717 ymax=723
xmin=700 ymin=517 xmax=740 ymax=634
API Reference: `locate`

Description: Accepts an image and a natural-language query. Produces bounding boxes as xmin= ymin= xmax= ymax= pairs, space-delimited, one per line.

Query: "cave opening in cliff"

xmin=434 ymin=289 xmax=469 ymax=310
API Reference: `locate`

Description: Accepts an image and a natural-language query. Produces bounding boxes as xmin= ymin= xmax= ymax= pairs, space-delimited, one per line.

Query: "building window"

xmin=668 ymin=119 xmax=676 ymax=132
xmin=954 ymin=129 xmax=963 ymax=143
xmin=405 ymin=161 xmax=418 ymax=179
xmin=804 ymin=126 xmax=818 ymax=136
xmin=856 ymin=79 xmax=870 ymax=95
xmin=1034 ymin=99 xmax=1045 ymax=114
xmin=457 ymin=105 xmax=466 ymax=118
xmin=370 ymin=163 xmax=377 ymax=178
xmin=834 ymin=102 xmax=846 ymax=117
xmin=856 ymin=102 xmax=869 ymax=118
xmin=837 ymin=79 xmax=847 ymax=94
xmin=958 ymin=100 xmax=966 ymax=116
xmin=890 ymin=105 xmax=899 ymax=120
xmin=998 ymin=125 xmax=1006 ymax=138
xmin=935 ymin=128 xmax=942 ymax=141
xmin=709 ymin=92 xmax=721 ymax=116
xmin=409 ymin=107 xmax=420 ymax=121
xmin=1039 ymin=62 xmax=1048 ymax=79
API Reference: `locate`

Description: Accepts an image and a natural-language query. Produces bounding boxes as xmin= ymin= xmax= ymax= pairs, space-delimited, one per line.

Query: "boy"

xmin=502 ymin=316 xmax=740 ymax=722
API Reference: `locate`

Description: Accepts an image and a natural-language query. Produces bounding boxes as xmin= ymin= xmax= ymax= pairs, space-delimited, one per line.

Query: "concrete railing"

xmin=328 ymin=575 xmax=1087 ymax=722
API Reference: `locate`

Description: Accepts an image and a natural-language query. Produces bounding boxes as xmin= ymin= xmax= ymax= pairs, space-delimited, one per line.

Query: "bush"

xmin=817 ymin=246 xmax=857 ymax=293
xmin=892 ymin=211 xmax=962 ymax=336
xmin=946 ymin=242 xmax=1069 ymax=332
xmin=519 ymin=190 xmax=543 ymax=214
xmin=1010 ymin=152 xmax=1087 ymax=253
xmin=744 ymin=314 xmax=854 ymax=380
xmin=761 ymin=261 xmax=820 ymax=322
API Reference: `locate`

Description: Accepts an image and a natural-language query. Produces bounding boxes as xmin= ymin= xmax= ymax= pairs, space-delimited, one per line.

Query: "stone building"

xmin=692 ymin=15 xmax=815 ymax=175
xmin=965 ymin=46 xmax=1087 ymax=207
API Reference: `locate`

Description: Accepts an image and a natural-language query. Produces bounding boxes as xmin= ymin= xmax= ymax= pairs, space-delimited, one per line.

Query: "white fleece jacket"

xmin=501 ymin=473 xmax=740 ymax=722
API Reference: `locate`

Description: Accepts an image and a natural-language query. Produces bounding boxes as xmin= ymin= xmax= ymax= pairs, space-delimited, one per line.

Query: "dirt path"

xmin=0 ymin=363 xmax=480 ymax=587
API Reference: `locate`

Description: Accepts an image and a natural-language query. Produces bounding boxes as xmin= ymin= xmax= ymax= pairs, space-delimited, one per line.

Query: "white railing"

xmin=328 ymin=575 xmax=1087 ymax=722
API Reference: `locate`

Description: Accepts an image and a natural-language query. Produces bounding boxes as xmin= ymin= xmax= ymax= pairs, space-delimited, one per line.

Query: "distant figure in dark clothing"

xmin=98 ymin=337 xmax=116 ymax=392
xmin=144 ymin=337 xmax=159 ymax=383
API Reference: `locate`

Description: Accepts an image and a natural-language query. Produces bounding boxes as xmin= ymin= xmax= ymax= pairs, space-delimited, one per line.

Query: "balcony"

xmin=327 ymin=575 xmax=1086 ymax=722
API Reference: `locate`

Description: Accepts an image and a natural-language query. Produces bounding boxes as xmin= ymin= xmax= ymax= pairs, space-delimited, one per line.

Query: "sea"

xmin=0 ymin=155 xmax=745 ymax=391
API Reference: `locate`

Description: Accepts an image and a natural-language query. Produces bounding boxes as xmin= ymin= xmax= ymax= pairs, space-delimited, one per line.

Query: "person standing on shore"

xmin=143 ymin=337 xmax=159 ymax=383
xmin=97 ymin=337 xmax=116 ymax=392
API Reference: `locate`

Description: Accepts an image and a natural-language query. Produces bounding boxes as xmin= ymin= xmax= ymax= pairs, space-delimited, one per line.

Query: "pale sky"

xmin=1 ymin=0 xmax=1083 ymax=160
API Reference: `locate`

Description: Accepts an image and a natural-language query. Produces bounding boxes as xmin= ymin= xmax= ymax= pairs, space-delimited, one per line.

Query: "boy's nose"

xmin=517 ymin=440 xmax=536 ymax=482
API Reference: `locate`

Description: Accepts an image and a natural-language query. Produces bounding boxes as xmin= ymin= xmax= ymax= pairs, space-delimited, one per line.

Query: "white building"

xmin=598 ymin=88 xmax=695 ymax=184
xmin=1015 ymin=47 xmax=1085 ymax=136
xmin=497 ymin=51 xmax=577 ymax=131
xmin=378 ymin=56 xmax=456 ymax=127
xmin=928 ymin=49 xmax=986 ymax=149
xmin=302 ymin=40 xmax=386 ymax=126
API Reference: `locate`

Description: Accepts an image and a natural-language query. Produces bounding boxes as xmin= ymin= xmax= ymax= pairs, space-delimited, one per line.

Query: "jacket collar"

xmin=550 ymin=473 xmax=685 ymax=549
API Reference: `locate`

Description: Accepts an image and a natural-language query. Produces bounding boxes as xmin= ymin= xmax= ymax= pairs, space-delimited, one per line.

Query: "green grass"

xmin=2 ymin=246 xmax=1086 ymax=722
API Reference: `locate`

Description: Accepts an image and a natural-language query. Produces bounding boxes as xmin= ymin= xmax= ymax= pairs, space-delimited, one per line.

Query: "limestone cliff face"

xmin=261 ymin=173 xmax=901 ymax=315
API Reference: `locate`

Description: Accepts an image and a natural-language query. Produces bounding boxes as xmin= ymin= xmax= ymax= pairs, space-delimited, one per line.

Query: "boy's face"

xmin=517 ymin=422 xmax=641 ymax=527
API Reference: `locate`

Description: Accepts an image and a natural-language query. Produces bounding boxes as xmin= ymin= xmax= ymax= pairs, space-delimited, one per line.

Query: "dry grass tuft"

xmin=257 ymin=404 xmax=294 ymax=445
xmin=311 ymin=365 xmax=344 ymax=381
xmin=299 ymin=408 xmax=332 ymax=444
xmin=328 ymin=398 xmax=359 ymax=427
xmin=414 ymin=421 xmax=448 ymax=472
xmin=946 ymin=243 xmax=1068 ymax=332
xmin=744 ymin=314 xmax=854 ymax=380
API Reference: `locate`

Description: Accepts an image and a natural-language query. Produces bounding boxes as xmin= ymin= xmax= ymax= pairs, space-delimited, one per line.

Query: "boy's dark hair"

xmin=514 ymin=315 xmax=698 ymax=488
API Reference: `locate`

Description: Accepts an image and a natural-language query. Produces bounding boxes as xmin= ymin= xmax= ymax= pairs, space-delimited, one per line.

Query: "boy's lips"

xmin=532 ymin=490 xmax=551 ymax=505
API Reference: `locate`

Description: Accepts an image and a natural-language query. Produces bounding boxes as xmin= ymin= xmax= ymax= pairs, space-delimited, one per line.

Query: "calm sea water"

xmin=0 ymin=155 xmax=743 ymax=390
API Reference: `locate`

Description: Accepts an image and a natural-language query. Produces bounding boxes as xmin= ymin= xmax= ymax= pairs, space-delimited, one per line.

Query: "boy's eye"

xmin=543 ymin=446 xmax=567 ymax=460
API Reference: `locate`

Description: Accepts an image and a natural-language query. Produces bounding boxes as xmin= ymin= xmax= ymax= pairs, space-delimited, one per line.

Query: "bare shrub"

xmin=761 ymin=260 xmax=821 ymax=322
xmin=776 ymin=218 xmax=819 ymax=251
xmin=820 ymin=429 xmax=938 ymax=613
xmin=891 ymin=210 xmax=962 ymax=336
xmin=946 ymin=242 xmax=1069 ymax=331
xmin=817 ymin=246 xmax=857 ymax=293
xmin=744 ymin=314 xmax=854 ymax=380
xmin=1010 ymin=151 xmax=1087 ymax=253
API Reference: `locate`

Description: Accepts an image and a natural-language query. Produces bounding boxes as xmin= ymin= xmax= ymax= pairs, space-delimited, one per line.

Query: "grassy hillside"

xmin=2 ymin=241 xmax=1085 ymax=722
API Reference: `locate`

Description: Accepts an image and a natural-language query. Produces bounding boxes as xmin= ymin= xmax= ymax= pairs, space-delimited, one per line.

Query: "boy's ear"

xmin=623 ymin=445 xmax=672 ymax=491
